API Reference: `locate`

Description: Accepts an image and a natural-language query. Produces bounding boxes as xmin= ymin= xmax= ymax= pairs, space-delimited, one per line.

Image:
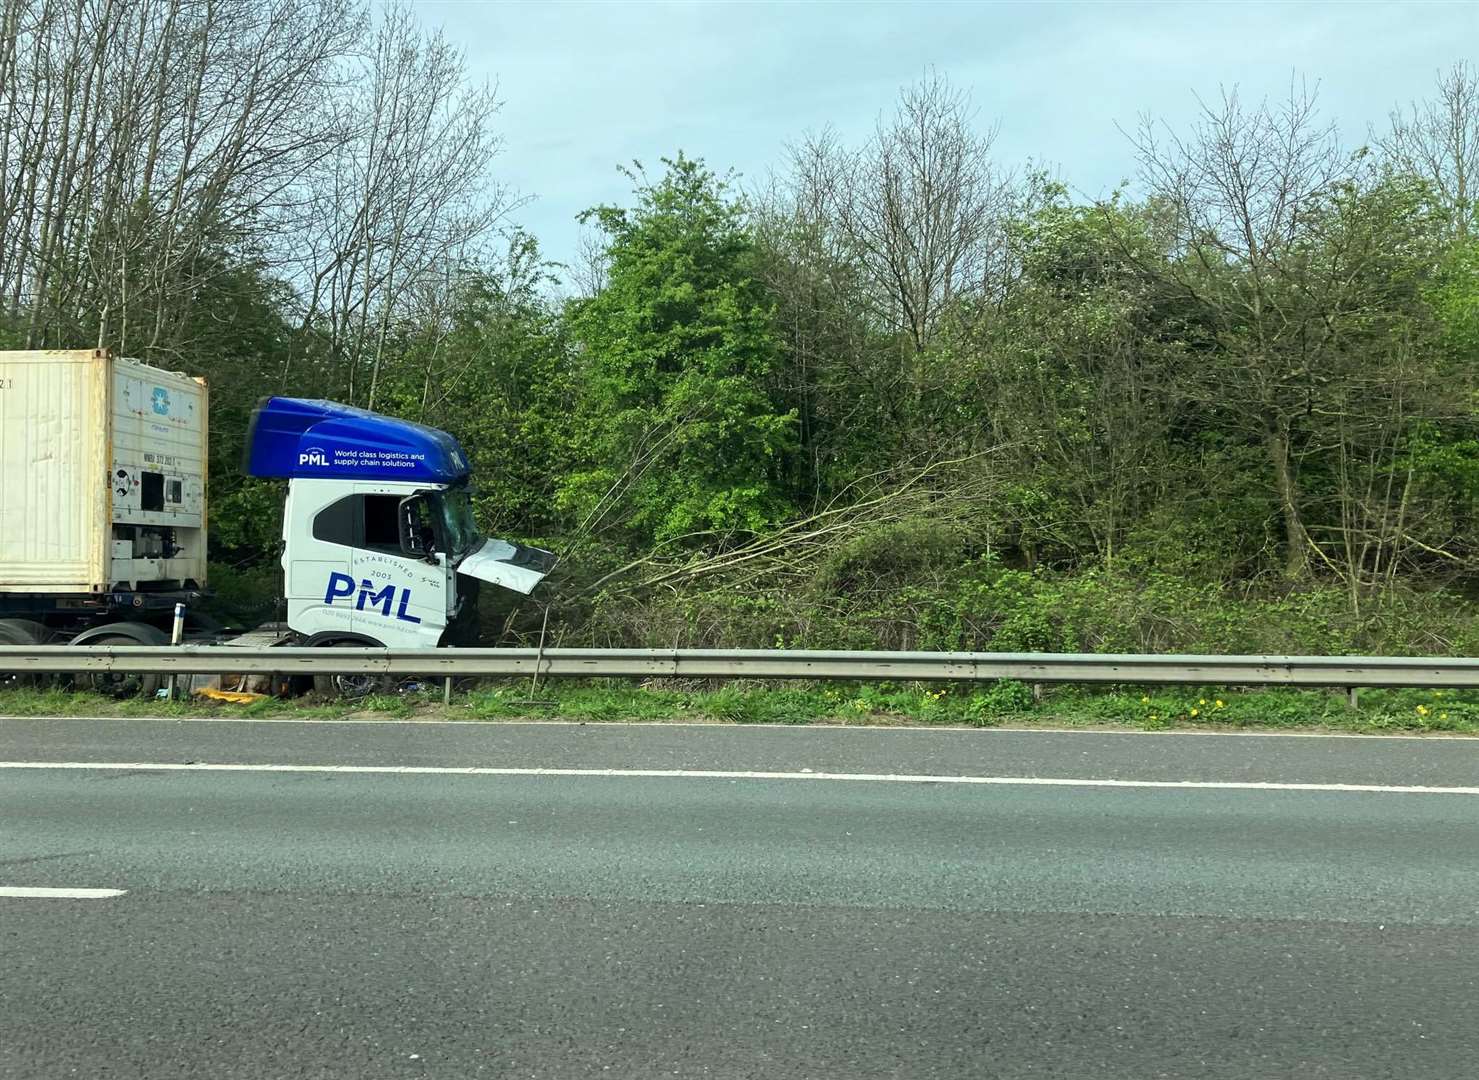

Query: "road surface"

xmin=2 ymin=716 xmax=1477 ymax=1078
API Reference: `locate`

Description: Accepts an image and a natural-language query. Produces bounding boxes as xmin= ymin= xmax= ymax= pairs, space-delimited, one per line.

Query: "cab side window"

xmin=312 ymin=495 xmax=404 ymax=554
xmin=364 ymin=496 xmax=401 ymax=550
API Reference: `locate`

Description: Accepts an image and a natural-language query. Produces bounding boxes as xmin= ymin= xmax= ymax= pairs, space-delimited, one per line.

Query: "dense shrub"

xmin=574 ymin=557 xmax=1479 ymax=657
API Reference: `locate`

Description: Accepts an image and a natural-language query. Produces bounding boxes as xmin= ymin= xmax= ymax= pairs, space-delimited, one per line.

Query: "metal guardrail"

xmin=2 ymin=645 xmax=1478 ymax=687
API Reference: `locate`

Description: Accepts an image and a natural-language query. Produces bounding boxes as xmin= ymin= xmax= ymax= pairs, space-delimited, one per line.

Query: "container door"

xmin=0 ymin=350 xmax=107 ymax=591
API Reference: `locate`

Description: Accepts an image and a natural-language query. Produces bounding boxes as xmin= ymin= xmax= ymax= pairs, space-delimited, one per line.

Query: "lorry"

xmin=242 ymin=394 xmax=555 ymax=650
xmin=0 ymin=349 xmax=553 ymax=694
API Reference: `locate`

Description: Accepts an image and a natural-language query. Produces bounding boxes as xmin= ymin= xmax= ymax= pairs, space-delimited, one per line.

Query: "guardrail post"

xmin=443 ymin=676 xmax=452 ymax=706
xmin=167 ymin=602 xmax=185 ymax=701
xmin=1346 ymin=686 xmax=1359 ymax=710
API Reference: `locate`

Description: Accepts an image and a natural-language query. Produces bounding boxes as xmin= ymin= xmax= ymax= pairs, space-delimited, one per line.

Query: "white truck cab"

xmin=246 ymin=398 xmax=552 ymax=648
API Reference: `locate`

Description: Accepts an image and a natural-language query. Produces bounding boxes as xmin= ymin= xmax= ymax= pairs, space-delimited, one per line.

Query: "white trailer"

xmin=0 ymin=349 xmax=208 ymax=651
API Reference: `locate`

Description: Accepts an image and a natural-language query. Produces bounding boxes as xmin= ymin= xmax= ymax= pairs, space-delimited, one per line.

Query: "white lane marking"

xmin=0 ymin=886 xmax=126 ymax=899
xmin=0 ymin=715 xmax=1472 ymax=740
xmin=0 ymin=760 xmax=1477 ymax=795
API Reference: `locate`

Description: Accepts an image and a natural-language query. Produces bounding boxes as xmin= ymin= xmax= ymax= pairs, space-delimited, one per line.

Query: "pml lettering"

xmin=323 ymin=571 xmax=421 ymax=623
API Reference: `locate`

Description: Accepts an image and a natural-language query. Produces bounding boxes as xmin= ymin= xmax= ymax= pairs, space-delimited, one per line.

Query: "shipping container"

xmin=0 ymin=349 xmax=207 ymax=594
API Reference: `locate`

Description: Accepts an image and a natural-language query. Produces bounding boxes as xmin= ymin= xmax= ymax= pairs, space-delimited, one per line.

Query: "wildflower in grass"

xmin=1214 ymin=699 xmax=1225 ymax=708
xmin=1149 ymin=714 xmax=1158 ymax=722
xmin=1440 ymin=713 xmax=1449 ymax=721
xmin=1190 ymin=708 xmax=1199 ymax=717
xmin=1416 ymin=704 xmax=1429 ymax=716
xmin=1198 ymin=698 xmax=1206 ymax=706
xmin=1140 ymin=696 xmax=1150 ymax=704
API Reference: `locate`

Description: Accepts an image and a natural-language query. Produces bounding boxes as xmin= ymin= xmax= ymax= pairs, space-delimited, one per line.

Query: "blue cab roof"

xmin=245 ymin=397 xmax=470 ymax=483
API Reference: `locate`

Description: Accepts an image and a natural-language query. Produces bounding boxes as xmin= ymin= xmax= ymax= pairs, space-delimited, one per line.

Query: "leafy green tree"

xmin=1398 ymin=235 xmax=1479 ymax=567
xmin=564 ymin=156 xmax=797 ymax=544
xmin=373 ymin=232 xmax=576 ymax=538
xmin=751 ymin=187 xmax=899 ymax=502
xmin=964 ymin=192 xmax=1192 ymax=569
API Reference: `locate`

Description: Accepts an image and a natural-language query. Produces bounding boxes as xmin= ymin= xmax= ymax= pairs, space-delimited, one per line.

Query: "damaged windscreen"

xmin=434 ymin=487 xmax=481 ymax=561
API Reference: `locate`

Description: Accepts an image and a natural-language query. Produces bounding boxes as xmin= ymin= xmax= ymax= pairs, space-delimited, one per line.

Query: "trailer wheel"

xmin=311 ymin=639 xmax=391 ymax=700
xmin=0 ymin=619 xmax=52 ymax=689
xmin=70 ymin=621 xmax=168 ymax=699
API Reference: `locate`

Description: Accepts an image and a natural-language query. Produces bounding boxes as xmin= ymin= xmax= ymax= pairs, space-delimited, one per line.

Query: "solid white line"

xmin=0 ymin=886 xmax=126 ymax=899
xmin=0 ymin=760 xmax=1477 ymax=795
xmin=0 ymin=715 xmax=1472 ymax=740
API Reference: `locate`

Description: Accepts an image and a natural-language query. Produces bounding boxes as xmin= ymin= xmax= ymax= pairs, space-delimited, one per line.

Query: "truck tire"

xmin=0 ymin=619 xmax=51 ymax=688
xmin=311 ymin=639 xmax=391 ymax=700
xmin=70 ymin=621 xmax=168 ymax=699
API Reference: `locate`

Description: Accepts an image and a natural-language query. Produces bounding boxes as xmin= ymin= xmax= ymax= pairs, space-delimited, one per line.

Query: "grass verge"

xmin=0 ymin=679 xmax=1476 ymax=734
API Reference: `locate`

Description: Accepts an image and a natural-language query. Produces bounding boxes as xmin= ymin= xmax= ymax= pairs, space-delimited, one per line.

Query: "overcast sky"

xmin=415 ymin=0 xmax=1479 ymax=274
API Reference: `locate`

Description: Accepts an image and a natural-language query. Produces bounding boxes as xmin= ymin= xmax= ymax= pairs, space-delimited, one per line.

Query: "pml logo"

xmin=151 ymin=387 xmax=170 ymax=415
xmin=298 ymin=446 xmax=329 ymax=466
xmin=324 ymin=572 xmax=421 ymax=624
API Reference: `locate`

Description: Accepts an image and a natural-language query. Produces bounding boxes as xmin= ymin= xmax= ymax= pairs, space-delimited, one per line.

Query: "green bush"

xmin=812 ymin=518 xmax=964 ymax=596
xmin=967 ymin=679 xmax=1037 ymax=717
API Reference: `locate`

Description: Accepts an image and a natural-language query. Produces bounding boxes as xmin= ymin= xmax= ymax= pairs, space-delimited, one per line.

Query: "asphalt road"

xmin=2 ymin=718 xmax=1478 ymax=1078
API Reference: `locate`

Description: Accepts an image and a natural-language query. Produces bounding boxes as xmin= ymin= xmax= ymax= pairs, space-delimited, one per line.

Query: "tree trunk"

xmin=1265 ymin=415 xmax=1308 ymax=580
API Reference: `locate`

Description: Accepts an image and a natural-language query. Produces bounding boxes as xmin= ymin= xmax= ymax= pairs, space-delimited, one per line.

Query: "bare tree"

xmin=1127 ymin=83 xmax=1457 ymax=591
xmin=288 ymin=2 xmax=516 ymax=407
xmin=752 ymin=151 xmax=888 ymax=502
xmin=0 ymin=0 xmax=361 ymax=354
xmin=1127 ymin=83 xmax=1347 ymax=579
xmin=759 ymin=73 xmax=1011 ymax=475
xmin=794 ymin=71 xmax=1009 ymax=354
xmin=566 ymin=221 xmax=610 ymax=300
xmin=1379 ymin=62 xmax=1479 ymax=239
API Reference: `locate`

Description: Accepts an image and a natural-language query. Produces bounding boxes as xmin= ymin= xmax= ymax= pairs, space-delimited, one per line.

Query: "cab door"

xmin=345 ymin=486 xmax=447 ymax=646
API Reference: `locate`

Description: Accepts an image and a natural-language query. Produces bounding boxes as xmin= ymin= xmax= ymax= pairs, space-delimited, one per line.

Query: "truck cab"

xmin=246 ymin=398 xmax=553 ymax=648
